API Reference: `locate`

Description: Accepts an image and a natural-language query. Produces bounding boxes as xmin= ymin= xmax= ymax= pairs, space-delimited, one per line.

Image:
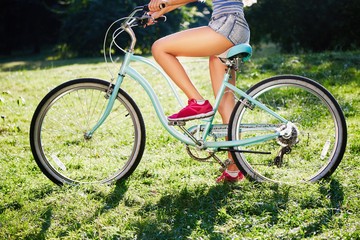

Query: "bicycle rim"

xmin=30 ymin=78 xmax=145 ymax=185
xmin=229 ymin=75 xmax=347 ymax=183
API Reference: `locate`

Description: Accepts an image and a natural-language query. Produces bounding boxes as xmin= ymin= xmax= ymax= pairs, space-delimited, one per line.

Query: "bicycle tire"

xmin=229 ymin=75 xmax=347 ymax=183
xmin=30 ymin=78 xmax=146 ymax=185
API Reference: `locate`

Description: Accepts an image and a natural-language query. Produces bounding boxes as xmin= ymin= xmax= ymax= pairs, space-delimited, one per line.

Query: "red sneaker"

xmin=168 ymin=99 xmax=214 ymax=121
xmin=216 ymin=170 xmax=245 ymax=183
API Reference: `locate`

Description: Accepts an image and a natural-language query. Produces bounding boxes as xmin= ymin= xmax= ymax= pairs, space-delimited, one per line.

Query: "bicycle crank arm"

xmin=218 ymin=148 xmax=271 ymax=155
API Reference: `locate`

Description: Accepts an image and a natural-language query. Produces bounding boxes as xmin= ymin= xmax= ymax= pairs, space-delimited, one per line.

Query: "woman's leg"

xmin=151 ymin=26 xmax=233 ymax=100
xmin=209 ymin=56 xmax=240 ymax=172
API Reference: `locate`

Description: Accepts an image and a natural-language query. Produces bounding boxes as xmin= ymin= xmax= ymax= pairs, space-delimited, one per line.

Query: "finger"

xmin=149 ymin=0 xmax=160 ymax=11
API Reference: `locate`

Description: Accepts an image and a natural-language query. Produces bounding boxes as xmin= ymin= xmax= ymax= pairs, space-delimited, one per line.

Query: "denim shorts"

xmin=208 ymin=12 xmax=250 ymax=45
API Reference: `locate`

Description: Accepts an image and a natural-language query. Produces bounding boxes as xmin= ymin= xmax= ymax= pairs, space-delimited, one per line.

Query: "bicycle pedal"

xmin=168 ymin=120 xmax=186 ymax=126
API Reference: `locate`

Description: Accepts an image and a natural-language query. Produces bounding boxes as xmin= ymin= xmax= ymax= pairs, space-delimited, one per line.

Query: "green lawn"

xmin=0 ymin=50 xmax=359 ymax=239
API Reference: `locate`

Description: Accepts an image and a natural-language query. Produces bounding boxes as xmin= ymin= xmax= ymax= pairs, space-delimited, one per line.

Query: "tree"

xmin=3 ymin=0 xmax=358 ymax=57
xmin=58 ymin=0 xmax=211 ymax=56
xmin=0 ymin=0 xmax=61 ymax=56
xmin=245 ymin=0 xmax=360 ymax=52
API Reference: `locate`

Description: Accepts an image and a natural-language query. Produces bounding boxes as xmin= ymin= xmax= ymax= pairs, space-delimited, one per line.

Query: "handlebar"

xmin=142 ymin=5 xmax=150 ymax=11
xmin=103 ymin=5 xmax=167 ymax=78
xmin=104 ymin=5 xmax=167 ymax=57
xmin=125 ymin=5 xmax=167 ymax=28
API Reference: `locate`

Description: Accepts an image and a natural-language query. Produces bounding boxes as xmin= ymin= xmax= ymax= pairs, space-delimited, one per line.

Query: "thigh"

xmin=154 ymin=26 xmax=234 ymax=57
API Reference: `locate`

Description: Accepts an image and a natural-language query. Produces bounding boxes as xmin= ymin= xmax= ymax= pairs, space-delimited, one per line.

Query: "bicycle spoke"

xmin=229 ymin=76 xmax=346 ymax=183
xmin=30 ymin=79 xmax=145 ymax=185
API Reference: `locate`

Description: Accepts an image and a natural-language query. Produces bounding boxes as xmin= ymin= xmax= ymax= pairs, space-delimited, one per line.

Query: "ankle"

xmin=188 ymin=98 xmax=206 ymax=105
xmin=227 ymin=163 xmax=239 ymax=172
xmin=194 ymin=99 xmax=206 ymax=105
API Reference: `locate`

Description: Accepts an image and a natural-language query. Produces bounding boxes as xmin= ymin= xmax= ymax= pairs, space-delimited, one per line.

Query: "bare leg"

xmin=209 ymin=56 xmax=239 ymax=171
xmin=151 ymin=26 xmax=233 ymax=100
xmin=152 ymin=26 xmax=240 ymax=173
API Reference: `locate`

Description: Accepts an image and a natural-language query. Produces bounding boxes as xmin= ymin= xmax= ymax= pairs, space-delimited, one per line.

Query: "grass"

xmin=0 ymin=49 xmax=360 ymax=239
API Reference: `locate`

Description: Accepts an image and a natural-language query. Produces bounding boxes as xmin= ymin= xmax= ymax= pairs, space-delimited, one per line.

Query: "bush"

xmin=58 ymin=0 xmax=211 ymax=56
xmin=245 ymin=0 xmax=360 ymax=52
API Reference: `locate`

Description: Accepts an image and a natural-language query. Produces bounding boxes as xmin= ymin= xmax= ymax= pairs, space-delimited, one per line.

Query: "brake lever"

xmin=137 ymin=12 xmax=167 ymax=27
xmin=137 ymin=13 xmax=151 ymax=26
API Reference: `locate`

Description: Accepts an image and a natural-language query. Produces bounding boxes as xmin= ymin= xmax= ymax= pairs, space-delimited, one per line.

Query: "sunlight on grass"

xmin=0 ymin=50 xmax=359 ymax=239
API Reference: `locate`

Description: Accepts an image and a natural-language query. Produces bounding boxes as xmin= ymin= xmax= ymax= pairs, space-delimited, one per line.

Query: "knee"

xmin=151 ymin=39 xmax=164 ymax=60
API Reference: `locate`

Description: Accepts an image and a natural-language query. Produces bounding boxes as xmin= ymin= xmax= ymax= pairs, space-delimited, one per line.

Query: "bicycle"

xmin=30 ymin=5 xmax=347 ymax=185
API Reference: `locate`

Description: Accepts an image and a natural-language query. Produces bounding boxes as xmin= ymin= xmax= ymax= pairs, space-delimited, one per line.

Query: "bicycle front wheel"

xmin=30 ymin=78 xmax=146 ymax=185
xmin=229 ymin=75 xmax=347 ymax=183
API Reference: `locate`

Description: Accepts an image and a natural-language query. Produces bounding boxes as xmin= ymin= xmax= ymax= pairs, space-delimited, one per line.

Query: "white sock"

xmin=195 ymin=99 xmax=206 ymax=105
xmin=226 ymin=169 xmax=239 ymax=177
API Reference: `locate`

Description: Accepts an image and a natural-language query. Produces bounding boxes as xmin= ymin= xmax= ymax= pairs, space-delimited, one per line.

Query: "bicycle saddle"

xmin=217 ymin=43 xmax=252 ymax=62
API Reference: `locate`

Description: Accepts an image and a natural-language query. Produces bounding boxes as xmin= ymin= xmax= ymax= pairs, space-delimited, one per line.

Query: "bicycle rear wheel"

xmin=229 ymin=75 xmax=347 ymax=183
xmin=30 ymin=78 xmax=146 ymax=185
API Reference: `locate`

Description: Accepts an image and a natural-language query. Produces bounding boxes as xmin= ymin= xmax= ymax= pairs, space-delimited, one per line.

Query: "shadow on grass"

xmin=98 ymin=180 xmax=130 ymax=212
xmin=133 ymin=182 xmax=290 ymax=239
xmin=0 ymin=53 xmax=148 ymax=71
xmin=303 ymin=179 xmax=344 ymax=238
xmin=21 ymin=178 xmax=344 ymax=239
xmin=60 ymin=180 xmax=129 ymax=238
xmin=0 ymin=57 xmax=106 ymax=71
xmin=24 ymin=207 xmax=53 ymax=240
xmin=24 ymin=180 xmax=129 ymax=239
xmin=132 ymin=178 xmax=345 ymax=239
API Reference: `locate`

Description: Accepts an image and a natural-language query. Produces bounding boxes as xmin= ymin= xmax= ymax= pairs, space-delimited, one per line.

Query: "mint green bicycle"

xmin=30 ymin=6 xmax=347 ymax=185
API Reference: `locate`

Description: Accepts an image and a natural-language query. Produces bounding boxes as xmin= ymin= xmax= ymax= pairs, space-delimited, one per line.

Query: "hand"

xmin=146 ymin=12 xmax=157 ymax=26
xmin=146 ymin=11 xmax=163 ymax=27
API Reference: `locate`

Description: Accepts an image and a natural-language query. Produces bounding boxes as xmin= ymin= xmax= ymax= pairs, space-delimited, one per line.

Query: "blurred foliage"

xmin=0 ymin=0 xmax=359 ymax=57
xmin=0 ymin=0 xmax=61 ymax=55
xmin=245 ymin=0 xmax=360 ymax=52
xmin=56 ymin=0 xmax=211 ymax=56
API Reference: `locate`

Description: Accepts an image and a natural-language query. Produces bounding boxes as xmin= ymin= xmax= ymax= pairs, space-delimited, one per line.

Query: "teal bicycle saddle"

xmin=226 ymin=43 xmax=252 ymax=62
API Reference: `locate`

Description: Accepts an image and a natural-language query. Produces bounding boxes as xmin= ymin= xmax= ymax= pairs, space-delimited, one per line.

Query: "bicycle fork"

xmin=84 ymin=53 xmax=132 ymax=139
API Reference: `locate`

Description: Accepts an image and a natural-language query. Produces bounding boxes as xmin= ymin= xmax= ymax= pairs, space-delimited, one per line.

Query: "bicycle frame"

xmin=86 ymin=11 xmax=289 ymax=151
xmin=86 ymin=51 xmax=288 ymax=149
xmin=29 ymin=6 xmax=347 ymax=185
